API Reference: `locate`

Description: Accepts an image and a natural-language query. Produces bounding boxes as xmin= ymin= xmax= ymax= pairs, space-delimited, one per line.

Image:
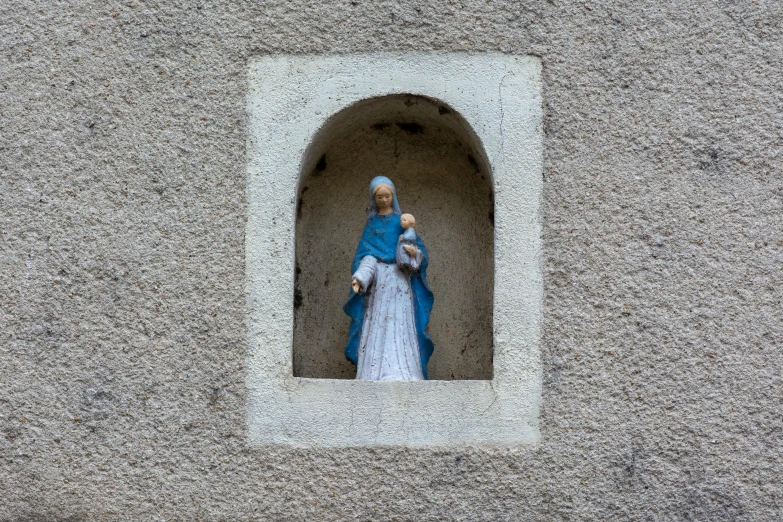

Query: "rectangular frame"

xmin=245 ymin=53 xmax=542 ymax=447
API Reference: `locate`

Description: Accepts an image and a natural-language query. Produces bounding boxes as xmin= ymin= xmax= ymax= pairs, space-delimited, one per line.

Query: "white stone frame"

xmin=245 ymin=53 xmax=542 ymax=447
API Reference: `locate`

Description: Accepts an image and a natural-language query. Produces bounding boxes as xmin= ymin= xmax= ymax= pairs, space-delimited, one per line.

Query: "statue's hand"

xmin=403 ymin=245 xmax=417 ymax=256
xmin=351 ymin=279 xmax=361 ymax=294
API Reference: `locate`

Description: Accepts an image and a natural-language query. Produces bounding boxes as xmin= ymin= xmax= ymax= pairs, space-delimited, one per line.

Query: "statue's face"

xmin=374 ymin=185 xmax=393 ymax=212
xmin=400 ymin=214 xmax=415 ymax=229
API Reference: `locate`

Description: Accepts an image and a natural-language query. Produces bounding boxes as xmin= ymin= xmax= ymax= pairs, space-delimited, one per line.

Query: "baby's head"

xmin=400 ymin=213 xmax=416 ymax=230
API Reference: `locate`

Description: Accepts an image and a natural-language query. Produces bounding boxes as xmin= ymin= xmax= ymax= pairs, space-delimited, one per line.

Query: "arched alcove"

xmin=293 ymin=94 xmax=494 ymax=380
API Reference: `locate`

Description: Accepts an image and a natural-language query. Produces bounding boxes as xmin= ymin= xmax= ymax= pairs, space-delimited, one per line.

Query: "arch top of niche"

xmin=297 ymin=93 xmax=493 ymax=187
xmin=246 ymin=53 xmax=543 ymax=447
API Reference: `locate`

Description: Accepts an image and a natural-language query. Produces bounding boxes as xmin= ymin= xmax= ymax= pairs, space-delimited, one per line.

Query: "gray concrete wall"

xmin=1 ymin=0 xmax=781 ymax=520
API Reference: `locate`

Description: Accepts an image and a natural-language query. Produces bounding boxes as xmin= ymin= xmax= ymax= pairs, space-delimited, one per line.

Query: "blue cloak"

xmin=343 ymin=213 xmax=435 ymax=379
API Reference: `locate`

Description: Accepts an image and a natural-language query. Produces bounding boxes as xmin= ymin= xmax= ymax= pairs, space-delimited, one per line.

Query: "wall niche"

xmin=293 ymin=94 xmax=494 ymax=380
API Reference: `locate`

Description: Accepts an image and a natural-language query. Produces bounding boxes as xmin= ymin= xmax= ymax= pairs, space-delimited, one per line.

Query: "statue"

xmin=343 ymin=177 xmax=435 ymax=380
xmin=396 ymin=213 xmax=419 ymax=269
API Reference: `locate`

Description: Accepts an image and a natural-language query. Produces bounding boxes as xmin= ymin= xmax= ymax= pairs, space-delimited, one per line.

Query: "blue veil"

xmin=343 ymin=177 xmax=435 ymax=378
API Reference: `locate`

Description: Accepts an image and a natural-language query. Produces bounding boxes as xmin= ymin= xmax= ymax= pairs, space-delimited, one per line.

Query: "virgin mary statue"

xmin=343 ymin=176 xmax=435 ymax=380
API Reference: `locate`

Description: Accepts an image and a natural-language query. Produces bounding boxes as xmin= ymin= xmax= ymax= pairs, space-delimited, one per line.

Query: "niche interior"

xmin=293 ymin=94 xmax=494 ymax=380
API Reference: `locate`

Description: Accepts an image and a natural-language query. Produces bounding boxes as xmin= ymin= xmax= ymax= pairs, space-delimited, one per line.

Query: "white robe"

xmin=352 ymin=245 xmax=424 ymax=381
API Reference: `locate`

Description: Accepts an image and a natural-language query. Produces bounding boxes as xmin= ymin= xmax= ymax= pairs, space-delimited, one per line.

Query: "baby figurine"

xmin=396 ymin=213 xmax=422 ymax=271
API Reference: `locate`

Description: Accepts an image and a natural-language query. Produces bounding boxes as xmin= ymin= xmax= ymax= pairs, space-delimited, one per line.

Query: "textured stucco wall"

xmin=1 ymin=0 xmax=781 ymax=520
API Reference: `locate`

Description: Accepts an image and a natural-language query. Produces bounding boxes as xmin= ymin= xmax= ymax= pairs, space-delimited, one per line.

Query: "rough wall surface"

xmin=1 ymin=0 xmax=781 ymax=520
